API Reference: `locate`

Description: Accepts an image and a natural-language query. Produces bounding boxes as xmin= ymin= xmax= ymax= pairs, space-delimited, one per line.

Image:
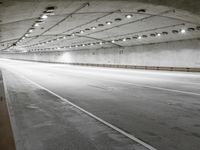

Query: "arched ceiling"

xmin=0 ymin=0 xmax=200 ymax=53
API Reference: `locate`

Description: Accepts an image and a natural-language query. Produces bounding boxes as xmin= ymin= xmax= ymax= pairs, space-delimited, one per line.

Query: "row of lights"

xmin=26 ymin=12 xmax=138 ymax=48
xmin=108 ymin=27 xmax=200 ymax=42
xmin=27 ymin=26 xmax=200 ymax=52
xmin=111 ymin=26 xmax=200 ymax=41
xmin=14 ymin=7 xmax=55 ymax=46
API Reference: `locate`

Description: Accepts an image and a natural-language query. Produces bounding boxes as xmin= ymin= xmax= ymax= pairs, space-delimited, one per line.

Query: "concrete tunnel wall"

xmin=1 ymin=39 xmax=200 ymax=69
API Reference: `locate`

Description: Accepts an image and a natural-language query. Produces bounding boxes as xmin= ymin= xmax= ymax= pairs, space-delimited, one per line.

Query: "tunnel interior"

xmin=0 ymin=1 xmax=200 ymax=150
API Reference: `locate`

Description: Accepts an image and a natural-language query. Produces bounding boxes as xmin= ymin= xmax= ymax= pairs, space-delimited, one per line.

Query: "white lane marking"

xmin=1 ymin=60 xmax=200 ymax=96
xmin=111 ymin=80 xmax=200 ymax=96
xmin=47 ymin=69 xmax=200 ymax=96
xmin=2 ymin=58 xmax=200 ymax=86
xmin=33 ymin=66 xmax=200 ymax=96
xmin=13 ymin=71 xmax=157 ymax=150
xmin=2 ymin=61 xmax=200 ymax=97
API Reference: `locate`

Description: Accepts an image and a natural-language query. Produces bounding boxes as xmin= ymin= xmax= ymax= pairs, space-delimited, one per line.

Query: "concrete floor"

xmin=0 ymin=71 xmax=16 ymax=150
xmin=0 ymin=59 xmax=200 ymax=150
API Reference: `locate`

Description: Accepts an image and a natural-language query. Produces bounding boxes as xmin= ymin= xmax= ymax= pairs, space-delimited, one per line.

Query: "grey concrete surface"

xmin=2 ymin=39 xmax=200 ymax=68
xmin=2 ymin=65 xmax=151 ymax=150
xmin=1 ymin=0 xmax=200 ymax=53
xmin=1 ymin=59 xmax=200 ymax=150
xmin=0 ymin=70 xmax=16 ymax=150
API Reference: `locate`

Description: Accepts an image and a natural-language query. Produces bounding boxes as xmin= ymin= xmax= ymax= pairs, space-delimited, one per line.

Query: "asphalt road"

xmin=0 ymin=59 xmax=200 ymax=150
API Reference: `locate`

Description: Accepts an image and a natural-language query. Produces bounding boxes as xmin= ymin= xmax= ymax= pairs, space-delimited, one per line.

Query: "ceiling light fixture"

xmin=157 ymin=33 xmax=161 ymax=37
xmin=172 ymin=30 xmax=179 ymax=34
xmin=34 ymin=23 xmax=39 ymax=27
xmin=106 ymin=21 xmax=112 ymax=25
xmin=98 ymin=24 xmax=104 ymax=27
xmin=187 ymin=27 xmax=195 ymax=32
xmin=25 ymin=34 xmax=29 ymax=37
xmin=115 ymin=18 xmax=122 ymax=22
xmin=137 ymin=9 xmax=146 ymax=13
xmin=28 ymin=29 xmax=34 ymax=33
xmin=41 ymin=14 xmax=48 ymax=19
xmin=162 ymin=31 xmax=168 ymax=35
xmin=91 ymin=26 xmax=96 ymax=30
xmin=142 ymin=35 xmax=147 ymax=38
xmin=125 ymin=14 xmax=133 ymax=19
xmin=180 ymin=29 xmax=186 ymax=34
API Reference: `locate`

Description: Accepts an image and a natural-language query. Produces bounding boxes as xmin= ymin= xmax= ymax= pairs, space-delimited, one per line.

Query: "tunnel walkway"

xmin=0 ymin=71 xmax=16 ymax=150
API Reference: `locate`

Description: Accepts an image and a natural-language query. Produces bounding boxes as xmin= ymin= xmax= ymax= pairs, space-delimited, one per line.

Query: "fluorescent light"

xmin=28 ymin=29 xmax=33 ymax=33
xmin=125 ymin=14 xmax=133 ymax=19
xmin=138 ymin=36 xmax=142 ymax=39
xmin=157 ymin=33 xmax=161 ymax=36
xmin=91 ymin=26 xmax=96 ymax=30
xmin=41 ymin=14 xmax=48 ymax=19
xmin=34 ymin=23 xmax=39 ymax=27
xmin=106 ymin=21 xmax=112 ymax=25
xmin=181 ymin=29 xmax=186 ymax=34
xmin=25 ymin=34 xmax=29 ymax=37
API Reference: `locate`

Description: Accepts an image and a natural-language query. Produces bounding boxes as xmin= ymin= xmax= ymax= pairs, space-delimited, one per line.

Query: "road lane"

xmin=3 ymin=70 xmax=153 ymax=150
xmin=0 ymin=59 xmax=200 ymax=150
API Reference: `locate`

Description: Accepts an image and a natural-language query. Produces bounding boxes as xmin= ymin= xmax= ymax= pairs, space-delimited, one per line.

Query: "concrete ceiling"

xmin=0 ymin=0 xmax=200 ymax=53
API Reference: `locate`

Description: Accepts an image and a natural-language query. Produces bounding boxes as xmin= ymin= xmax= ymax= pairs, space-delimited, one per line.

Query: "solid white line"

xmin=16 ymin=72 xmax=157 ymax=150
xmin=44 ymin=68 xmax=200 ymax=96
xmin=111 ymin=80 xmax=200 ymax=96
xmin=55 ymin=70 xmax=200 ymax=96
